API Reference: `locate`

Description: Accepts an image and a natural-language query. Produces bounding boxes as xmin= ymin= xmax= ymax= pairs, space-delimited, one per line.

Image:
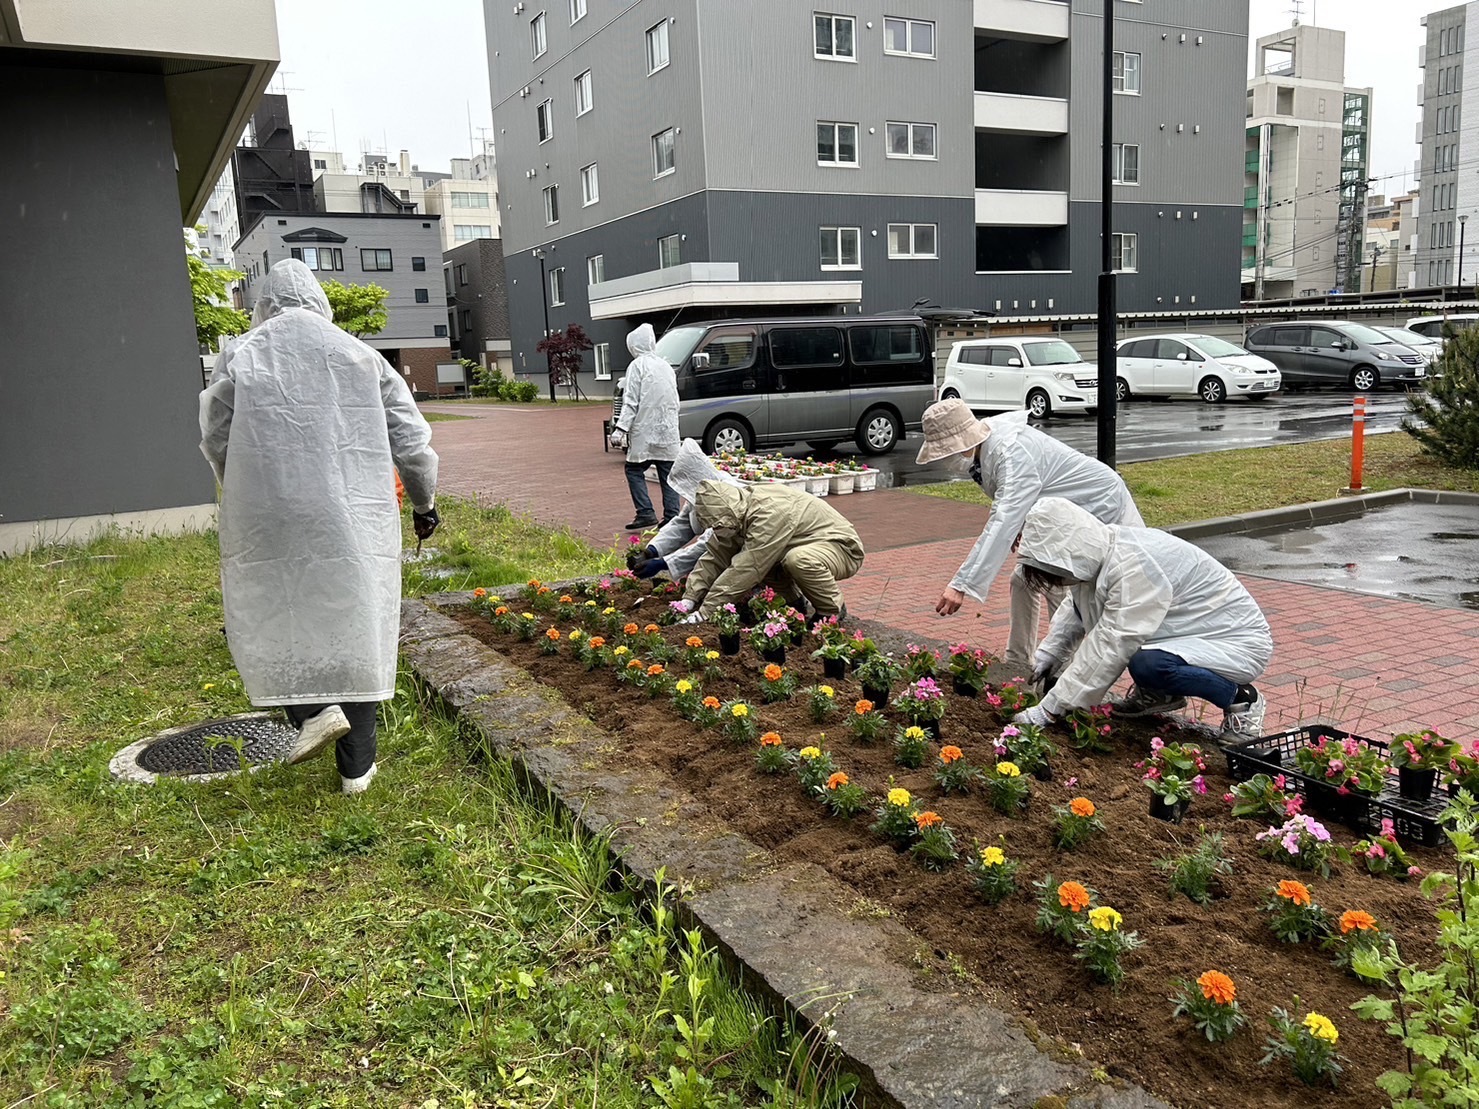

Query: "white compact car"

xmin=1405 ymin=314 xmax=1479 ymax=349
xmin=1113 ymin=333 xmax=1281 ymax=403
xmin=1374 ymin=326 xmax=1441 ymax=366
xmin=939 ymin=337 xmax=1098 ymax=419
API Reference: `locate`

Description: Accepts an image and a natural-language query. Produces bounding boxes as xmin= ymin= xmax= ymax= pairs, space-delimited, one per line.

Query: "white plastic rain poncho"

xmin=199 ymin=259 xmax=439 ymax=706
xmin=614 ymin=324 xmax=680 ymax=462
xmin=950 ymin=411 xmax=1143 ymax=601
xmin=1019 ymin=498 xmax=1273 ymax=715
xmin=650 ymin=440 xmax=743 ymax=579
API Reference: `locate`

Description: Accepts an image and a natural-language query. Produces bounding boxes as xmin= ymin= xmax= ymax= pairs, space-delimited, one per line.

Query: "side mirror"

xmin=1008 ymin=357 xmax=1023 ymax=368
xmin=1176 ymin=351 xmax=1188 ymax=361
xmin=692 ymin=352 xmax=711 ymax=369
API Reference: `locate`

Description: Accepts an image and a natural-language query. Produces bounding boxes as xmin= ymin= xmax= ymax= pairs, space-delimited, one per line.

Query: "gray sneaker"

xmin=1223 ymin=692 xmax=1267 ymax=742
xmin=1109 ymin=685 xmax=1188 ymax=718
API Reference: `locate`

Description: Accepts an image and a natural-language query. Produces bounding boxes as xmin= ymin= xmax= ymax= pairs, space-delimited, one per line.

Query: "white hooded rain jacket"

xmin=199 ymin=259 xmax=439 ymax=706
xmin=650 ymin=439 xmax=744 ymax=579
xmin=614 ymin=324 xmax=680 ymax=463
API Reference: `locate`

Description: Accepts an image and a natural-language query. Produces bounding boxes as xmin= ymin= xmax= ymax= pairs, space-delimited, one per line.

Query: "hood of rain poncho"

xmin=693 ymin=480 xmax=747 ymax=533
xmin=668 ymin=440 xmax=742 ymax=504
xmin=614 ymin=324 xmax=681 ymax=462
xmin=250 ymin=258 xmax=332 ymax=326
xmin=628 ymin=322 xmax=658 ymax=357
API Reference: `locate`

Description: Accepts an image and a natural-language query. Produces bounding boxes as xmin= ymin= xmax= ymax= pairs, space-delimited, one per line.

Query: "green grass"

xmin=420 ymin=412 xmax=472 ymax=423
xmin=910 ymin=432 xmax=1479 ymax=528
xmin=427 ymin=397 xmax=612 ymax=408
xmin=0 ymin=520 xmax=855 ymax=1108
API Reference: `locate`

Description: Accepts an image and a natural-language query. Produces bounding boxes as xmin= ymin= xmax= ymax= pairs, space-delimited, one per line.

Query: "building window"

xmin=1112 ymin=51 xmax=1141 ymax=94
xmin=574 ymin=69 xmax=594 ymax=115
xmin=412 ymin=256 xmax=427 ymax=271
xmin=537 ymin=99 xmax=554 ymax=143
xmin=581 ymin=162 xmax=599 ymax=206
xmin=361 ymin=248 xmax=393 ymax=271
xmin=814 ymin=12 xmax=855 ymax=60
xmin=594 ymin=342 xmax=612 ymax=380
xmin=886 ymin=223 xmax=937 ymax=259
xmin=816 ymin=121 xmax=859 ymax=166
xmin=414 ymin=288 xmax=430 ymax=303
xmin=570 ymin=0 xmax=586 ymax=24
xmin=1112 ymin=143 xmax=1140 ymax=184
xmin=462 ymin=309 xmax=473 ymax=331
xmin=652 ymin=127 xmax=676 ymax=177
xmin=588 ymin=254 xmax=605 ymax=284
xmin=543 ymin=184 xmax=560 ymax=225
xmin=434 ymin=324 xmax=449 ymax=337
xmin=550 ymin=267 xmax=566 ymax=306
xmin=531 ymin=11 xmax=547 ymax=58
xmin=646 ymin=20 xmax=669 ymax=74
xmin=1275 ymin=86 xmax=1293 ymax=115
xmin=453 ymin=224 xmax=492 ymax=241
xmin=313 ymin=158 xmax=327 ymax=170
xmin=1111 ymin=232 xmax=1138 ymax=273
xmin=451 ymin=191 xmax=490 ymax=208
xmin=290 ymin=246 xmax=343 ymax=271
xmin=883 ymin=17 xmax=934 ymax=58
xmin=658 ymin=233 xmax=682 ymax=268
xmin=885 ymin=121 xmax=936 ymax=159
xmin=457 ymin=264 xmax=469 ymax=286
xmin=819 ymin=226 xmax=861 ymax=270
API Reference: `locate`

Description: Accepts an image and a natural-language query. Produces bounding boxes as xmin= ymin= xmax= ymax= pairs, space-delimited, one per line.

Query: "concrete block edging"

xmin=1166 ymin=487 xmax=1479 ymax=541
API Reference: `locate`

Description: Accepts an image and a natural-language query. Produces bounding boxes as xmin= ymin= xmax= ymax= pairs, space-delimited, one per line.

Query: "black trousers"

xmin=283 ymin=701 xmax=378 ymax=778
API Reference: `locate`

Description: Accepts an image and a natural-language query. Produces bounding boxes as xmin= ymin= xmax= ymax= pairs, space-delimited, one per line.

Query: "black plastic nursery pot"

xmin=822 ymin=657 xmax=848 ymax=680
xmin=1148 ymin=795 xmax=1190 ymax=824
xmin=862 ymin=683 xmax=890 ymax=706
xmin=921 ymin=719 xmax=943 ymax=741
xmin=719 ymin=632 xmax=741 ymax=656
xmin=1399 ymin=766 xmax=1438 ymax=802
xmin=951 ymin=676 xmax=980 ymax=698
xmin=760 ymin=645 xmax=786 ymax=666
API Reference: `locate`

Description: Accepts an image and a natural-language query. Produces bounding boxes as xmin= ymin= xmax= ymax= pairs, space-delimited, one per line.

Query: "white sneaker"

xmin=1109 ymin=685 xmax=1188 ymax=718
xmin=1223 ymin=692 xmax=1267 ymax=743
xmin=285 ymin=705 xmax=351 ymax=765
xmin=341 ymin=762 xmax=378 ymax=795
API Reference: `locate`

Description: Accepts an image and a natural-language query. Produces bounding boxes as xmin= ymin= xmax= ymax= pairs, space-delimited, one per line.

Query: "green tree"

xmin=184 ymin=229 xmax=248 ymax=352
xmin=1404 ymin=323 xmax=1479 ymax=469
xmin=321 ymin=279 xmax=390 ymax=338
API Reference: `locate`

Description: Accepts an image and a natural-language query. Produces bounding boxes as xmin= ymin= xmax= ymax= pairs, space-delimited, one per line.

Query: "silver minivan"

xmin=1243 ymin=321 xmax=1426 ymax=391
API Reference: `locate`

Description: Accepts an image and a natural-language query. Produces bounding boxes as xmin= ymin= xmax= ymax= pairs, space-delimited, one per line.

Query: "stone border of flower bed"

xmin=1166 ymin=487 xmax=1479 ymax=542
xmin=400 ymin=595 xmax=1170 ymax=1109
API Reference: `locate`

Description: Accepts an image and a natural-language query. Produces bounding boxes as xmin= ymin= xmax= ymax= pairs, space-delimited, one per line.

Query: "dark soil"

xmin=450 ymin=594 xmax=1450 ymax=1109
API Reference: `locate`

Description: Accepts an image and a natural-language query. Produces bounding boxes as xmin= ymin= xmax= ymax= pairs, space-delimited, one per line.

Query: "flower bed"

xmin=451 ymin=579 xmax=1454 ymax=1109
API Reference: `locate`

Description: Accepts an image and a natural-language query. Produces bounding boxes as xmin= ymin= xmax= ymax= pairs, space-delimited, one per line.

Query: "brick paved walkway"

xmin=425 ymin=404 xmax=1479 ymax=742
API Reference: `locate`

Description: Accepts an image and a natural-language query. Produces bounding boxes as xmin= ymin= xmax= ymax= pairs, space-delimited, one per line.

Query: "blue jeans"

xmin=1127 ymin=649 xmax=1239 ymax=709
xmin=625 ymin=459 xmax=678 ymax=522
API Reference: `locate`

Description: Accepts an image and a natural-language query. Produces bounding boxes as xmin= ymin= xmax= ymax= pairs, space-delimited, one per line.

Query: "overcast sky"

xmin=273 ymin=1 xmax=1427 ymax=196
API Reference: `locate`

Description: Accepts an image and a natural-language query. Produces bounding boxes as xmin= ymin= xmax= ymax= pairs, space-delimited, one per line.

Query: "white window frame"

xmin=531 ymin=11 xmax=547 ymax=59
xmin=816 ymin=120 xmax=859 ymax=167
xmin=819 ymin=225 xmax=862 ymax=271
xmin=652 ymin=127 xmax=676 ymax=178
xmin=1112 ymin=143 xmax=1140 ymax=185
xmin=646 ymin=20 xmax=670 ymax=75
xmin=543 ymin=184 xmax=559 ymax=226
xmin=549 ymin=266 xmax=566 ymax=307
xmin=581 ymin=162 xmax=599 ymax=206
xmin=1111 ymin=232 xmax=1138 ymax=273
xmin=453 ymin=224 xmax=492 ymax=242
xmin=885 ymin=120 xmax=937 ymax=160
xmin=594 ymin=342 xmax=612 ymax=380
xmin=569 ymin=0 xmax=586 ymax=25
xmin=886 ymin=223 xmax=937 ymax=259
xmin=814 ymin=12 xmax=856 ymax=61
xmin=882 ymin=17 xmax=935 ymax=59
xmin=536 ymin=99 xmax=554 ymax=143
xmin=1113 ymin=51 xmax=1141 ymax=95
xmin=574 ymin=69 xmax=593 ymax=116
xmin=658 ymin=234 xmax=681 ymax=269
xmin=587 ymin=254 xmax=605 ymax=285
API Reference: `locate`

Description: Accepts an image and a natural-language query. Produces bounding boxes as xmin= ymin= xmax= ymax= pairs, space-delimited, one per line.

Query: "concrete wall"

xmin=444 ymin=238 xmax=511 ymax=366
xmin=0 ymin=62 xmax=216 ymax=537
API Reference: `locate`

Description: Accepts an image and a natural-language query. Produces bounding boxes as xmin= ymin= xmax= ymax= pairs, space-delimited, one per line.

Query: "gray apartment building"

xmin=1417 ymin=4 xmax=1475 ymax=289
xmin=485 ymin=0 xmax=1248 ymax=395
xmin=234 ymin=212 xmax=454 ymax=395
xmin=444 ymin=238 xmax=514 ymax=379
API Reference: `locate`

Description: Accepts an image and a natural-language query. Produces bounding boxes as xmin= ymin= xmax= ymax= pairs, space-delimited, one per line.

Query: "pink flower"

xmin=986 ymin=693 xmax=1002 ymax=708
xmin=1192 ymin=775 xmax=1208 ymax=796
xmin=1408 ymin=866 xmax=1424 ymax=878
xmin=994 ymin=743 xmax=1008 ymax=757
xmin=1284 ymin=795 xmax=1304 ymax=816
xmin=1150 ymin=737 xmax=1165 ymax=752
xmin=1223 ymin=792 xmax=1235 ymax=804
xmin=1001 ymin=725 xmax=1020 ymax=739
xmin=1380 ymin=818 xmax=1396 ymax=839
xmin=1065 ymin=776 xmax=1079 ymax=789
xmin=1273 ymin=774 xmax=1287 ymax=789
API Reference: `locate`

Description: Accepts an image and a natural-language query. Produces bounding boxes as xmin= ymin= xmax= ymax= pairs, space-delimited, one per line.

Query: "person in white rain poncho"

xmin=609 ymin=323 xmax=681 ymax=530
xmin=199 ymin=259 xmax=439 ymax=794
xmin=914 ymin=399 xmax=1143 ymax=669
xmin=626 ymin=439 xmax=743 ymax=581
xmin=1009 ymin=498 xmax=1273 ymax=742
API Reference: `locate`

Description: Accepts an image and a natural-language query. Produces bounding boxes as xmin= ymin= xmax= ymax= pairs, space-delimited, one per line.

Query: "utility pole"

xmin=1369 ymin=244 xmax=1384 ymax=292
xmin=532 ymin=247 xmax=556 ymax=403
xmin=1096 ymin=0 xmax=1118 ymax=467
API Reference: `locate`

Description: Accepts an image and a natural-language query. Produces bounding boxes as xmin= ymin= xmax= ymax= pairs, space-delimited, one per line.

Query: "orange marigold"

xmin=1057 ymin=881 xmax=1091 ymax=913
xmin=764 ymin=663 xmax=784 ymax=682
xmin=494 ymin=606 xmax=509 ymax=616
xmin=939 ymin=745 xmax=963 ymax=764
xmin=588 ymin=636 xmax=606 ymax=648
xmin=527 ymin=579 xmax=542 ymax=588
xmin=914 ymin=810 xmax=943 ymax=829
xmin=1339 ymin=910 xmax=1378 ymax=935
xmin=644 ymin=623 xmax=660 ymax=634
xmin=537 ymin=586 xmax=552 ymax=596
xmin=623 ymin=623 xmax=640 ymax=635
xmin=1276 ymin=880 xmax=1312 ymax=907
xmin=626 ymin=659 xmax=643 ymax=670
xmin=826 ymin=772 xmax=849 ymax=790
xmin=545 ymin=628 xmax=561 ymax=641
xmin=559 ymin=594 xmax=573 ymax=604
xmin=760 ymin=731 xmax=783 ymax=747
xmin=1197 ymin=970 xmax=1237 ymax=1006
xmin=646 ymin=664 xmax=665 ymax=676
xmin=686 ymin=636 xmax=704 ymax=649
xmin=473 ymin=588 xmax=487 ymax=599
xmin=854 ymin=699 xmax=874 ymax=715
xmin=1070 ymin=797 xmax=1096 ymax=818
xmin=702 ymin=696 xmax=722 ymax=709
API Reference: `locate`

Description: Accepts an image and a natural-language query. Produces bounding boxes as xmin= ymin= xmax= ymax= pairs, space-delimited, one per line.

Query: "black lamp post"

xmin=1096 ymin=0 xmax=1118 ymax=467
xmin=1459 ymin=214 xmax=1468 ymax=294
xmin=532 ymin=246 xmax=555 ymax=403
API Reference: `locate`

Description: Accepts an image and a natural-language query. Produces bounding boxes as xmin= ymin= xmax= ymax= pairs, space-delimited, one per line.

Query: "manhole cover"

xmin=109 ymin=714 xmax=295 ymax=784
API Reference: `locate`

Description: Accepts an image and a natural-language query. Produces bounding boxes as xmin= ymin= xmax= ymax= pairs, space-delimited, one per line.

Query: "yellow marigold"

xmin=818 ymin=685 xmax=835 ymax=697
xmin=569 ymin=629 xmax=583 ymax=641
xmin=559 ymin=594 xmax=573 ymax=604
xmin=1069 ymin=797 xmax=1096 ymax=818
xmin=546 ymin=628 xmax=561 ymax=641
xmin=1197 ymin=971 xmax=1236 ymax=1006
xmin=646 ymin=663 xmax=665 ymax=676
xmin=1276 ymin=880 xmax=1312 ymax=907
xmin=903 ymin=726 xmax=926 ymax=740
xmin=996 ymin=761 xmax=1022 ymax=778
xmin=643 ymin=623 xmax=660 ymax=634
xmin=702 ymin=696 xmax=721 ymax=709
xmin=584 ymin=600 xmax=597 ymax=607
xmin=887 ymin=787 xmax=911 ymax=807
xmin=603 ymin=606 xmax=617 ymax=615
xmin=494 ymin=606 xmax=509 ymax=616
xmin=623 ymin=623 xmax=640 ymax=635
xmin=626 ymin=659 xmax=643 ymax=670
xmin=612 ymin=645 xmax=630 ymax=657
xmin=675 ymin=680 xmax=693 ymax=693
xmin=1057 ymin=881 xmax=1090 ymax=913
xmin=764 ymin=663 xmax=784 ymax=682
xmin=489 ymin=596 xmax=501 ymax=603
xmin=686 ymin=636 xmax=704 ymax=648
xmin=980 ymin=845 xmax=1006 ymax=867
xmin=760 ymin=732 xmax=783 ymax=747
xmin=826 ymin=772 xmax=849 ymax=790
xmin=473 ymin=588 xmax=487 ymax=599
xmin=731 ymin=703 xmax=750 ymax=717
xmin=798 ymin=746 xmax=822 ymax=759
xmin=589 ymin=636 xmax=606 ymax=649
xmin=1087 ymin=906 xmax=1122 ymax=932
xmin=914 ymin=810 xmax=943 ymax=830
xmin=939 ymin=745 xmax=963 ymax=764
xmin=521 ymin=612 xmax=535 ymax=620
xmin=854 ymin=699 xmax=874 ymax=715
xmin=1303 ymin=1012 xmax=1339 ymax=1044
xmin=705 ymin=650 xmax=720 ymax=661
xmin=1339 ymin=910 xmax=1378 ymax=935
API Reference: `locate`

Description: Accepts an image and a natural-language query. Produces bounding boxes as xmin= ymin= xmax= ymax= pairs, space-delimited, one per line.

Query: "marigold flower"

xmin=569 ymin=630 xmax=583 ymax=641
xmin=546 ymin=628 xmax=561 ymax=641
xmin=589 ymin=637 xmax=606 ymax=648
xmin=559 ymin=595 xmax=573 ymax=604
xmin=798 ymin=746 xmax=822 ymax=759
xmin=527 ymin=579 xmax=542 ymax=589
xmin=705 ymin=650 xmax=720 ymax=661
xmin=624 ymin=623 xmax=640 ymax=635
xmin=1087 ymin=906 xmax=1122 ymax=932
xmin=1057 ymin=881 xmax=1090 ymax=912
xmin=675 ymin=680 xmax=692 ymax=694
xmin=603 ymin=606 xmax=617 ymax=615
xmin=494 ymin=606 xmax=509 ymax=616
xmin=702 ymin=696 xmax=721 ymax=709
xmin=537 ymin=587 xmax=552 ymax=596
xmin=826 ymin=772 xmax=849 ymax=790
xmin=627 ymin=659 xmax=643 ymax=670
xmin=1339 ymin=910 xmax=1378 ymax=935
xmin=996 ymin=761 xmax=1022 ymax=778
xmin=887 ymin=787 xmax=911 ymax=807
xmin=644 ymin=623 xmax=660 ymax=634
xmin=980 ymin=845 xmax=1006 ymax=867
xmin=914 ymin=810 xmax=943 ymax=830
xmin=764 ymin=663 xmax=784 ymax=682
xmin=854 ymin=699 xmax=874 ymax=715
xmin=1197 ymin=971 xmax=1236 ymax=1006
xmin=903 ymin=726 xmax=926 ymax=740
xmin=939 ymin=745 xmax=963 ymax=764
xmin=731 ymin=703 xmax=750 ymax=717
xmin=473 ymin=588 xmax=487 ymax=599
xmin=1069 ymin=797 xmax=1096 ymax=818
xmin=1276 ymin=879 xmax=1312 ymax=907
xmin=584 ymin=600 xmax=597 ymax=607
xmin=646 ymin=663 xmax=665 ymax=676
xmin=612 ymin=645 xmax=629 ymax=657
xmin=818 ymin=685 xmax=835 ymax=697
xmin=1302 ymin=1012 xmax=1339 ymax=1044
xmin=760 ymin=732 xmax=783 ymax=747
xmin=686 ymin=636 xmax=704 ymax=648
xmin=521 ymin=612 xmax=535 ymax=620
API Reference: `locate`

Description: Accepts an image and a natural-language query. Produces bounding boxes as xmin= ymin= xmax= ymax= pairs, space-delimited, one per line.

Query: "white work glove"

xmin=1013 ymin=704 xmax=1056 ymax=728
xmin=680 ymin=612 xmax=704 ymax=625
xmin=609 ymin=428 xmax=628 ymax=450
xmin=1030 ymin=651 xmax=1063 ymax=687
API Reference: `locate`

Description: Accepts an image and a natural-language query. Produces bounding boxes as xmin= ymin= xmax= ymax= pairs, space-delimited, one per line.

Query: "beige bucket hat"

xmin=915 ymin=398 xmax=990 ymax=465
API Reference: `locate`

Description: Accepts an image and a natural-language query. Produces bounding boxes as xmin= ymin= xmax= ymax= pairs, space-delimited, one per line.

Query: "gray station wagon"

xmin=1243 ymin=321 xmax=1426 ymax=391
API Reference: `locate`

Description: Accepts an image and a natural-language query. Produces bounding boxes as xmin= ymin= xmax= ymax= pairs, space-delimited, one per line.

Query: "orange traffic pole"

xmin=1349 ymin=395 xmax=1366 ymax=492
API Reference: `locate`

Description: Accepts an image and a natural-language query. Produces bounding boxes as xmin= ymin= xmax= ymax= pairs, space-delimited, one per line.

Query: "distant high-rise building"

xmin=1417 ymin=5 xmax=1475 ymax=288
xmin=423 ymin=143 xmax=501 ymax=252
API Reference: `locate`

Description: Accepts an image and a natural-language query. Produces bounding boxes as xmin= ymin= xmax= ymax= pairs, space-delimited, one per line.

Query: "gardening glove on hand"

xmin=609 ymin=429 xmax=628 ymax=450
xmin=626 ymin=544 xmax=658 ymax=571
xmin=1013 ymin=703 xmax=1056 ymax=729
xmin=412 ymin=506 xmax=440 ymax=541
xmin=680 ymin=612 xmax=704 ymax=625
xmin=634 ymin=557 xmax=668 ymax=580
xmin=1030 ymin=651 xmax=1063 ymax=687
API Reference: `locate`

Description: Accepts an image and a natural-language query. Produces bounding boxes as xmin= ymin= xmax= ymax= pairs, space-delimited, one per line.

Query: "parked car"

xmin=657 ymin=316 xmax=934 ymax=455
xmin=1373 ymin=325 xmax=1441 ymax=366
xmin=1242 ymin=321 xmax=1426 ymax=391
xmin=938 ymin=337 xmax=1098 ymax=419
xmin=1113 ymin=333 xmax=1281 ymax=403
xmin=1405 ymin=313 xmax=1479 ymax=347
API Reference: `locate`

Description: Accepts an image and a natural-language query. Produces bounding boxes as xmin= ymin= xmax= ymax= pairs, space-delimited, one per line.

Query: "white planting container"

xmin=854 ymin=468 xmax=878 ymax=492
xmin=829 ymin=473 xmax=855 ymax=495
xmin=805 ymin=475 xmax=830 ymax=496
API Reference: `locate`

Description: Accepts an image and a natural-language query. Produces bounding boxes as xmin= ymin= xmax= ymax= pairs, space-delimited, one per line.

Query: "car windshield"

xmin=1380 ymin=327 xmax=1434 ymax=346
xmin=1187 ymin=336 xmax=1247 ymax=358
xmin=654 ymin=326 xmax=705 ymax=367
xmin=1023 ymin=340 xmax=1083 ymax=366
xmin=1339 ymin=323 xmax=1394 ymax=345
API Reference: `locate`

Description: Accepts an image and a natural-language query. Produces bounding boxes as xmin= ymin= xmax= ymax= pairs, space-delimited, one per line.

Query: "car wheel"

xmin=704 ymin=417 xmax=752 ymax=455
xmin=855 ymin=407 xmax=901 ymax=455
xmin=1115 ymin=378 xmax=1132 ymax=404
xmin=1026 ymin=389 xmax=1051 ymax=420
xmin=1350 ymin=366 xmax=1378 ymax=392
xmin=940 ymin=388 xmax=961 ymax=401
xmin=1198 ymin=376 xmax=1227 ymax=404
